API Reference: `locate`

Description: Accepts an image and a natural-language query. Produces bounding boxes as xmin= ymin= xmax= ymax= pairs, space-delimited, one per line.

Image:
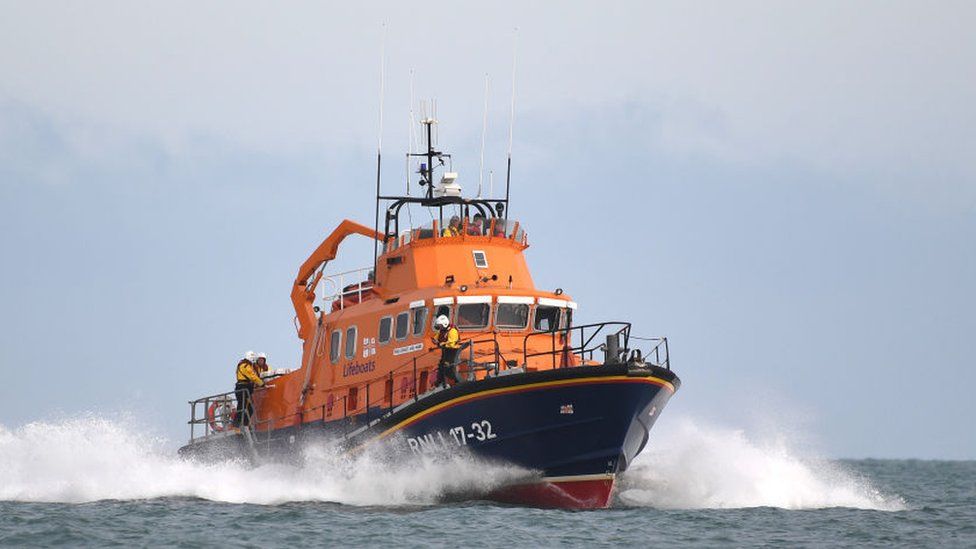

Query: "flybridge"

xmin=376 ymin=115 xmax=512 ymax=256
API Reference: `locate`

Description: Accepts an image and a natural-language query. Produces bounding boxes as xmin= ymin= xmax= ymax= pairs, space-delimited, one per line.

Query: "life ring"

xmin=207 ymin=400 xmax=237 ymax=432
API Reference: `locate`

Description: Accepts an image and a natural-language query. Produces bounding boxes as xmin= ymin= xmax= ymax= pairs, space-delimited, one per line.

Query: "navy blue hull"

xmin=383 ymin=371 xmax=674 ymax=478
xmin=179 ymin=365 xmax=679 ymax=505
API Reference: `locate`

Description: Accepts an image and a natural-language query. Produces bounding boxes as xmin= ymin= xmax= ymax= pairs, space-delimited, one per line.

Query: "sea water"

xmin=0 ymin=416 xmax=972 ymax=547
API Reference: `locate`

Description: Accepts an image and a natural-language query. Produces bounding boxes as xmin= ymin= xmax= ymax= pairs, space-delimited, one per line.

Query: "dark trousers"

xmin=436 ymin=348 xmax=461 ymax=387
xmin=234 ymin=382 xmax=254 ymax=427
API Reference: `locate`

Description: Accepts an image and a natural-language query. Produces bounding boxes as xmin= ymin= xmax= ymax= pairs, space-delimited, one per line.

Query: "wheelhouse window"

xmin=411 ymin=307 xmax=428 ymax=337
xmin=534 ymin=306 xmax=561 ymax=332
xmin=330 ymin=330 xmax=342 ymax=363
xmin=378 ymin=316 xmax=392 ymax=344
xmin=395 ymin=311 xmax=410 ymax=340
xmin=561 ymin=308 xmax=574 ymax=330
xmin=496 ymin=303 xmax=530 ymax=330
xmin=432 ymin=304 xmax=453 ymax=328
xmin=344 ymin=326 xmax=357 ymax=359
xmin=457 ymin=303 xmax=490 ymax=331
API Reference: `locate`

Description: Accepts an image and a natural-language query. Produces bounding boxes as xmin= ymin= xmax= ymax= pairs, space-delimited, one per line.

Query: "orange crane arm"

xmin=291 ymin=219 xmax=382 ymax=341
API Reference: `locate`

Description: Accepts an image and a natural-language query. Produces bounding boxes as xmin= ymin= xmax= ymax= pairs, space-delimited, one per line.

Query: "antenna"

xmin=405 ymin=69 xmax=416 ymax=228
xmin=478 ymin=73 xmax=489 ymax=198
xmin=406 ymin=68 xmax=416 ymax=195
xmin=504 ymin=28 xmax=518 ymax=222
xmin=372 ymin=23 xmax=387 ymax=277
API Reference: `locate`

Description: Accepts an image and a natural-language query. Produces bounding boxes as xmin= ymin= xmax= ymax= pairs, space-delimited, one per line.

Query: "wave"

xmin=0 ymin=415 xmax=528 ymax=505
xmin=616 ymin=417 xmax=906 ymax=511
xmin=0 ymin=415 xmax=907 ymax=509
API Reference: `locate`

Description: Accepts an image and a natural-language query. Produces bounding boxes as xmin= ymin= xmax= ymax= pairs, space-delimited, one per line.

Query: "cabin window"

xmin=378 ymin=316 xmax=392 ymax=344
xmin=344 ymin=326 xmax=357 ymax=359
xmin=330 ymin=330 xmax=342 ymax=363
xmin=496 ymin=303 xmax=530 ymax=330
xmin=561 ymin=309 xmax=573 ymax=330
xmin=457 ymin=303 xmax=490 ymax=331
xmin=395 ymin=311 xmax=410 ymax=340
xmin=472 ymin=250 xmax=488 ymax=269
xmin=534 ymin=306 xmax=561 ymax=332
xmin=411 ymin=307 xmax=428 ymax=337
xmin=432 ymin=304 xmax=453 ymax=328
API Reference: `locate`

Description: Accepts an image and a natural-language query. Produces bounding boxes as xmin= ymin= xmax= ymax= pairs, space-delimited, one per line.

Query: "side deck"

xmin=185 ymin=322 xmax=673 ymax=449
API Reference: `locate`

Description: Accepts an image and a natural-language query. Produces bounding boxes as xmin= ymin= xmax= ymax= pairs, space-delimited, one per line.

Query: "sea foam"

xmin=0 ymin=414 xmax=906 ymax=509
xmin=0 ymin=415 xmax=527 ymax=505
xmin=616 ymin=417 xmax=907 ymax=511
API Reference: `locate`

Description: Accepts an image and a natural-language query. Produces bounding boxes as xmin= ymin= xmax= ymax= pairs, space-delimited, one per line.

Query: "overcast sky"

xmin=1 ymin=1 xmax=973 ymax=459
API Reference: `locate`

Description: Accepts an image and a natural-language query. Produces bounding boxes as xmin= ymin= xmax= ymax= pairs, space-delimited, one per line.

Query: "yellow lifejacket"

xmin=236 ymin=360 xmax=264 ymax=385
xmin=437 ymin=326 xmax=460 ymax=349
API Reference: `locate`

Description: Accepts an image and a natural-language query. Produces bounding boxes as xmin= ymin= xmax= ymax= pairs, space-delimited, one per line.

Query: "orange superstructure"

xmin=254 ymin=213 xmax=579 ymax=434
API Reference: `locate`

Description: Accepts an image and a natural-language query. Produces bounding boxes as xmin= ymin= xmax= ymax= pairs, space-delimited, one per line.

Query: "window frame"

xmin=377 ymin=316 xmax=393 ymax=345
xmin=456 ymin=302 xmax=491 ymax=331
xmin=411 ymin=306 xmax=428 ymax=337
xmin=344 ymin=325 xmax=358 ymax=360
xmin=395 ymin=311 xmax=410 ymax=341
xmin=495 ymin=302 xmax=531 ymax=331
xmin=330 ymin=329 xmax=342 ymax=363
xmin=533 ymin=305 xmax=561 ymax=332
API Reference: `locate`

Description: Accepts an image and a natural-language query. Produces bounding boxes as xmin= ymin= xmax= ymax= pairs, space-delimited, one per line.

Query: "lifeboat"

xmin=178 ymin=115 xmax=680 ymax=509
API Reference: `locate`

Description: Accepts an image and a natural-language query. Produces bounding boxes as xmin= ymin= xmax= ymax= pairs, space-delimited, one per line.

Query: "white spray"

xmin=616 ymin=417 xmax=906 ymax=511
xmin=0 ymin=415 xmax=530 ymax=505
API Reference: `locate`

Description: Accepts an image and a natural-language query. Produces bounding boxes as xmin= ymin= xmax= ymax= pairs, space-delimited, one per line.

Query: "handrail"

xmin=522 ymin=321 xmax=631 ymax=369
xmin=187 ymin=327 xmax=667 ymax=444
xmin=186 ymin=385 xmax=271 ymax=442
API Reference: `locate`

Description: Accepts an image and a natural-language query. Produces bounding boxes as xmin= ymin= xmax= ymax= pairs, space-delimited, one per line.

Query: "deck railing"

xmin=319 ymin=266 xmax=374 ymax=311
xmin=187 ymin=325 xmax=668 ymax=445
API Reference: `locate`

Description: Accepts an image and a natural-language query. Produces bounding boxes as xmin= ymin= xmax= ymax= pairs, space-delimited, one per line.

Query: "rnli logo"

xmin=560 ymin=404 xmax=574 ymax=415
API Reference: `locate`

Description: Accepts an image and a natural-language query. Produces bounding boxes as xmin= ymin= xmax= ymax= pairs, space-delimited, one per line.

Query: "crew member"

xmin=492 ymin=218 xmax=507 ymax=237
xmin=468 ymin=214 xmax=486 ymax=235
xmin=255 ymin=352 xmax=271 ymax=377
xmin=431 ymin=315 xmax=461 ymax=387
xmin=234 ymin=350 xmax=264 ymax=428
xmin=441 ymin=215 xmax=461 ymax=237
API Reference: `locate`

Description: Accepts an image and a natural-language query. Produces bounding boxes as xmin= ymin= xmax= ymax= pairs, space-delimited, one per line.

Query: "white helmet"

xmin=257 ymin=352 xmax=267 ymax=361
xmin=435 ymin=315 xmax=450 ymax=329
xmin=244 ymin=350 xmax=257 ymax=362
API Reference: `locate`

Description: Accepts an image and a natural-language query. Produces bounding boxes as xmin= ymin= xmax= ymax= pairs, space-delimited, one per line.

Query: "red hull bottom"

xmin=489 ymin=475 xmax=615 ymax=509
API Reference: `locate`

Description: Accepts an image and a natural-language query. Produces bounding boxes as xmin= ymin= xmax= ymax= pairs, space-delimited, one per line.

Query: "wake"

xmin=616 ymin=417 xmax=906 ymax=511
xmin=0 ymin=415 xmax=906 ymax=510
xmin=0 ymin=416 xmax=526 ymax=505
